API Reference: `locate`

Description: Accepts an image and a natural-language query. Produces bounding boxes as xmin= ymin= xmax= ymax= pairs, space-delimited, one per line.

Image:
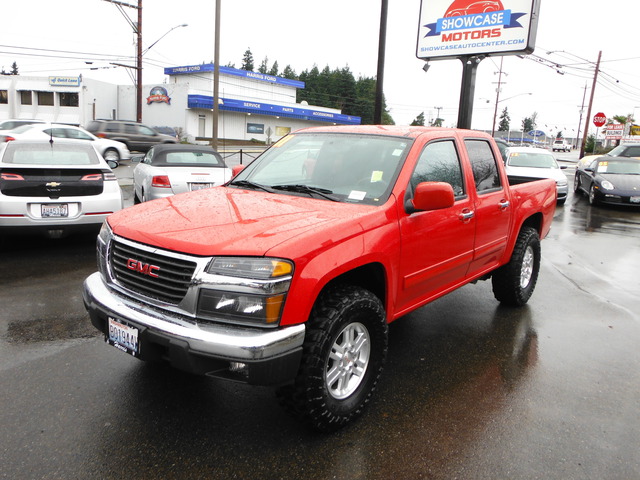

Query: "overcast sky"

xmin=2 ymin=0 xmax=639 ymax=138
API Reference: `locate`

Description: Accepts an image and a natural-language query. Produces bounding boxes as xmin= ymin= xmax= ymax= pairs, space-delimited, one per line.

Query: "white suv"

xmin=552 ymin=139 xmax=571 ymax=152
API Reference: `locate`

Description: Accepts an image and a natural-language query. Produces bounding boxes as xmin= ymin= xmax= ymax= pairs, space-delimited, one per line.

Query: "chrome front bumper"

xmin=83 ymin=272 xmax=305 ymax=384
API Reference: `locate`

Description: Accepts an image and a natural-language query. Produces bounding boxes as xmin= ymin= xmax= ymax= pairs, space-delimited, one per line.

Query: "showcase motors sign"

xmin=416 ymin=0 xmax=540 ymax=60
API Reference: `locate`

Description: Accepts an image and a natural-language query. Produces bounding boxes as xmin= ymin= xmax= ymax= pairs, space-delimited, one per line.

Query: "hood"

xmin=599 ymin=173 xmax=640 ymax=191
xmin=107 ymin=187 xmax=381 ymax=257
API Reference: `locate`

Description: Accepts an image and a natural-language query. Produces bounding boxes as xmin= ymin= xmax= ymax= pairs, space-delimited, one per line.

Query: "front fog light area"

xmin=198 ymin=290 xmax=286 ymax=326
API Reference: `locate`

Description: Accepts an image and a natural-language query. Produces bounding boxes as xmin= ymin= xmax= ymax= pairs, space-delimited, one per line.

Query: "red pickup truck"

xmin=83 ymin=126 xmax=556 ymax=431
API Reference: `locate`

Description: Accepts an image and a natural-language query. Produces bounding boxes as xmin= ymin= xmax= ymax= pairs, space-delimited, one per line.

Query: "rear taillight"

xmin=152 ymin=175 xmax=171 ymax=188
xmin=81 ymin=173 xmax=103 ymax=181
xmin=1 ymin=173 xmax=24 ymax=180
xmin=103 ymin=172 xmax=118 ymax=181
xmin=0 ymin=136 xmax=16 ymax=142
xmin=96 ymin=133 xmax=107 ymax=138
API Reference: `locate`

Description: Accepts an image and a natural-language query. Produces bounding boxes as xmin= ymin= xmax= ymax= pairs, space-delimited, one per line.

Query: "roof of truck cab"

xmin=292 ymin=125 xmax=491 ymax=140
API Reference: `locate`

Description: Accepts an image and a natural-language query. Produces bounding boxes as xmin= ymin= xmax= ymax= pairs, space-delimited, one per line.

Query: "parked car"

xmin=577 ymin=143 xmax=640 ymax=168
xmin=153 ymin=126 xmax=180 ymax=142
xmin=504 ymin=147 xmax=568 ymax=204
xmin=493 ymin=137 xmax=511 ymax=162
xmin=133 ymin=144 xmax=232 ymax=203
xmin=574 ymin=157 xmax=640 ymax=206
xmin=86 ymin=120 xmax=177 ymax=153
xmin=0 ymin=123 xmax=130 ymax=164
xmin=0 ymin=119 xmax=45 ymax=131
xmin=0 ymin=140 xmax=123 ymax=238
xmin=552 ymin=139 xmax=571 ymax=152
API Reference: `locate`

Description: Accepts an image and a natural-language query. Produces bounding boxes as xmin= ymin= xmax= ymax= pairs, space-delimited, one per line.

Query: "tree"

xmin=498 ymin=107 xmax=510 ymax=132
xmin=522 ymin=117 xmax=534 ymax=132
xmin=410 ymin=112 xmax=425 ymax=126
xmin=258 ymin=56 xmax=269 ymax=74
xmin=556 ymin=131 xmax=564 ymax=139
xmin=241 ymin=48 xmax=254 ymax=71
xmin=281 ymin=65 xmax=296 ymax=79
xmin=430 ymin=117 xmax=444 ymax=127
xmin=268 ymin=61 xmax=279 ymax=76
xmin=10 ymin=62 xmax=18 ymax=75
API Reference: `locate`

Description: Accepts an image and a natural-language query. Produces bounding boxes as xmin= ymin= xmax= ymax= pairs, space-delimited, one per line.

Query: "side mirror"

xmin=409 ymin=182 xmax=455 ymax=213
xmin=585 ymin=167 xmax=594 ymax=173
xmin=131 ymin=154 xmax=144 ymax=163
xmin=560 ymin=165 xmax=567 ymax=170
xmin=107 ymin=160 xmax=118 ymax=169
xmin=232 ymin=164 xmax=246 ymax=178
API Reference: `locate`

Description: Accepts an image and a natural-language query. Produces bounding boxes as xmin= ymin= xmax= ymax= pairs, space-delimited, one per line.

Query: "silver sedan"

xmin=133 ymin=144 xmax=232 ymax=203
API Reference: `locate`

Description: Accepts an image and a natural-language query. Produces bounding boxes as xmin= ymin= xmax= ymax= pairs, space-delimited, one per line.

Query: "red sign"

xmin=593 ymin=113 xmax=607 ymax=127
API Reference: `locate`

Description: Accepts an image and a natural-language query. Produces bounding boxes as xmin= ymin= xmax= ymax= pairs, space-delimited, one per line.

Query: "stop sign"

xmin=593 ymin=113 xmax=607 ymax=127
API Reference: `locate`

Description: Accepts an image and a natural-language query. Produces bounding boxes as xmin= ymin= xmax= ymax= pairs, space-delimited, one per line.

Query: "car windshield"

xmin=595 ymin=160 xmax=640 ymax=175
xmin=507 ymin=151 xmax=558 ymax=169
xmin=3 ymin=143 xmax=100 ymax=165
xmin=152 ymin=150 xmax=225 ymax=167
xmin=12 ymin=125 xmax=34 ymax=134
xmin=230 ymin=133 xmax=411 ymax=205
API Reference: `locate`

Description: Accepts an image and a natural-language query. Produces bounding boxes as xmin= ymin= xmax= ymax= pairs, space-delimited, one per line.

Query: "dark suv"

xmin=86 ymin=120 xmax=177 ymax=153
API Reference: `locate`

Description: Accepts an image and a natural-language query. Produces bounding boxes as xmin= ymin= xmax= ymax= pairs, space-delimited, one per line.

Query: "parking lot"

xmin=1 ymin=150 xmax=639 ymax=479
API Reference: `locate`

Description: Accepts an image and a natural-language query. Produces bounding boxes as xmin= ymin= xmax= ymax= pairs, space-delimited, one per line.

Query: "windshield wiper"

xmin=271 ymin=184 xmax=340 ymax=202
xmin=228 ymin=179 xmax=274 ymax=192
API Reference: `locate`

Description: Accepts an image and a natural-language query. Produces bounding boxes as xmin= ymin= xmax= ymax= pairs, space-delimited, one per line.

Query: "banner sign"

xmin=416 ymin=0 xmax=540 ymax=60
xmin=165 ymin=64 xmax=305 ymax=89
xmin=605 ymin=124 xmax=624 ymax=139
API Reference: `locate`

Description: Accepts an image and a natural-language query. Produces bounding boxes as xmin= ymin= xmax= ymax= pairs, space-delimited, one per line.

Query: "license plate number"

xmin=107 ymin=317 xmax=139 ymax=356
xmin=630 ymin=196 xmax=640 ymax=204
xmin=190 ymin=183 xmax=213 ymax=191
xmin=41 ymin=204 xmax=68 ymax=217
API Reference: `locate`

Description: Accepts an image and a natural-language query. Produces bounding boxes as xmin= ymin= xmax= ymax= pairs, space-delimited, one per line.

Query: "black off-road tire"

xmin=491 ymin=227 xmax=540 ymax=307
xmin=276 ymin=284 xmax=388 ymax=432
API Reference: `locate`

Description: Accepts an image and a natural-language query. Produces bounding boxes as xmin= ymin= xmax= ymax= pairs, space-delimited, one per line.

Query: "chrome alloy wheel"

xmin=325 ymin=322 xmax=371 ymax=400
xmin=520 ymin=245 xmax=534 ymax=289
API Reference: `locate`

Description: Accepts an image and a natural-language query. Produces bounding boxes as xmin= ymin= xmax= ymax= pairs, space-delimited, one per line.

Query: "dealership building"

xmin=0 ymin=63 xmax=361 ymax=143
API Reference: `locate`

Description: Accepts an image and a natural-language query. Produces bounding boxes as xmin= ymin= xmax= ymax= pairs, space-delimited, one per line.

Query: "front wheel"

xmin=492 ymin=227 xmax=540 ymax=306
xmin=277 ymin=285 xmax=388 ymax=432
xmin=589 ymin=184 xmax=599 ymax=205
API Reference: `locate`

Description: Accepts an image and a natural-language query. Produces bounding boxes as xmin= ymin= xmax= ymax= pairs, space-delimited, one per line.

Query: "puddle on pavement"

xmin=4 ymin=315 xmax=99 ymax=344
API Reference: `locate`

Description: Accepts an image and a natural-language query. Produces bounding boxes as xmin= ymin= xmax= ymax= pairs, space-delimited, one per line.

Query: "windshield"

xmin=4 ymin=142 xmax=100 ymax=165
xmin=230 ymin=133 xmax=411 ymax=205
xmin=595 ymin=160 xmax=640 ymax=175
xmin=507 ymin=151 xmax=558 ymax=169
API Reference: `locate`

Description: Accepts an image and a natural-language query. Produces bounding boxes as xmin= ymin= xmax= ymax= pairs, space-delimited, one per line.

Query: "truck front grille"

xmin=110 ymin=239 xmax=198 ymax=304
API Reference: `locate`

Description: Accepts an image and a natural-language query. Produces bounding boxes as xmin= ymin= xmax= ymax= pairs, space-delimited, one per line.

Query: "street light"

xmin=143 ymin=24 xmax=188 ymax=55
xmin=492 ymin=92 xmax=532 ymax=136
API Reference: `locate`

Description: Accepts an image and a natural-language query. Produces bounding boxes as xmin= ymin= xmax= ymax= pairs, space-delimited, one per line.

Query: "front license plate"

xmin=41 ymin=203 xmax=68 ymax=217
xmin=630 ymin=196 xmax=640 ymax=204
xmin=107 ymin=317 xmax=139 ymax=356
xmin=190 ymin=183 xmax=213 ymax=191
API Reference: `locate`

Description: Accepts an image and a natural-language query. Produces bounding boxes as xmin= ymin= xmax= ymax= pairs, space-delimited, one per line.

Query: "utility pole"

xmin=491 ymin=57 xmax=506 ymax=136
xmin=136 ymin=0 xmax=142 ymax=123
xmin=575 ymin=82 xmax=587 ymax=149
xmin=374 ymin=0 xmax=388 ymax=124
xmin=579 ymin=51 xmax=602 ymax=159
xmin=212 ymin=0 xmax=221 ymax=148
xmin=433 ymin=106 xmax=443 ymax=126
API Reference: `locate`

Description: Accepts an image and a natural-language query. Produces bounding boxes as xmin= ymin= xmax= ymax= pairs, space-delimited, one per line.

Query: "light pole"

xmin=143 ymin=24 xmax=188 ymax=55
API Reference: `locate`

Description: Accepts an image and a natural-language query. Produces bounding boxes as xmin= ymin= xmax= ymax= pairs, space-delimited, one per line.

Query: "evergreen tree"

xmin=258 ymin=56 xmax=269 ymax=74
xmin=410 ymin=112 xmax=425 ymax=126
xmin=498 ymin=107 xmax=510 ymax=131
xmin=10 ymin=62 xmax=18 ymax=75
xmin=281 ymin=65 xmax=296 ymax=79
xmin=241 ymin=48 xmax=254 ymax=71
xmin=268 ymin=61 xmax=279 ymax=76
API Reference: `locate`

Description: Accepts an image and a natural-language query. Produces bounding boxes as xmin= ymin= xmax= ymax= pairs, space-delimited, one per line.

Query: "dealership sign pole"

xmin=416 ymin=0 xmax=540 ymax=129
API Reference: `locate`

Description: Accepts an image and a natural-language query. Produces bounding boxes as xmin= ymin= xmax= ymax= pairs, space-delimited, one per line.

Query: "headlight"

xmin=200 ymin=257 xmax=294 ymax=327
xmin=601 ymin=180 xmax=614 ymax=190
xmin=97 ymin=220 xmax=113 ymax=246
xmin=206 ymin=257 xmax=292 ymax=279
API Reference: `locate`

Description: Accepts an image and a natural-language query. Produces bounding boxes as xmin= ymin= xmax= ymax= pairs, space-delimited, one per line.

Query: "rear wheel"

xmin=103 ymin=148 xmax=120 ymax=162
xmin=276 ymin=284 xmax=388 ymax=432
xmin=573 ymin=174 xmax=582 ymax=193
xmin=492 ymin=227 xmax=540 ymax=306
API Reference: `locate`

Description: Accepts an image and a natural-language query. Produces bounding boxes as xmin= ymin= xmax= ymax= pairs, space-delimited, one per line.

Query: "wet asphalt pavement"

xmin=1 ymin=152 xmax=639 ymax=479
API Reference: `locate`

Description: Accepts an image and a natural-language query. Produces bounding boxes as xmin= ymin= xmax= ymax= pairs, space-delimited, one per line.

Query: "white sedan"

xmin=0 ymin=140 xmax=123 ymax=238
xmin=133 ymin=144 xmax=232 ymax=203
xmin=504 ymin=147 xmax=569 ymax=205
xmin=0 ymin=123 xmax=130 ymax=164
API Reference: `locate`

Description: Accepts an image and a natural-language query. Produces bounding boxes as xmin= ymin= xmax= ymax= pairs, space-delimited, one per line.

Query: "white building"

xmin=0 ymin=64 xmax=361 ymax=143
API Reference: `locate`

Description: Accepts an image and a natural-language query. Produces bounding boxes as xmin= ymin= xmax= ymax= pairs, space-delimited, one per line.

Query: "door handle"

xmin=459 ymin=209 xmax=475 ymax=221
xmin=498 ymin=200 xmax=510 ymax=210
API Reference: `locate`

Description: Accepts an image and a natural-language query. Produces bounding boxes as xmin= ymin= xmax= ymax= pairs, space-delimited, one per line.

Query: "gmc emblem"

xmin=126 ymin=258 xmax=160 ymax=278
